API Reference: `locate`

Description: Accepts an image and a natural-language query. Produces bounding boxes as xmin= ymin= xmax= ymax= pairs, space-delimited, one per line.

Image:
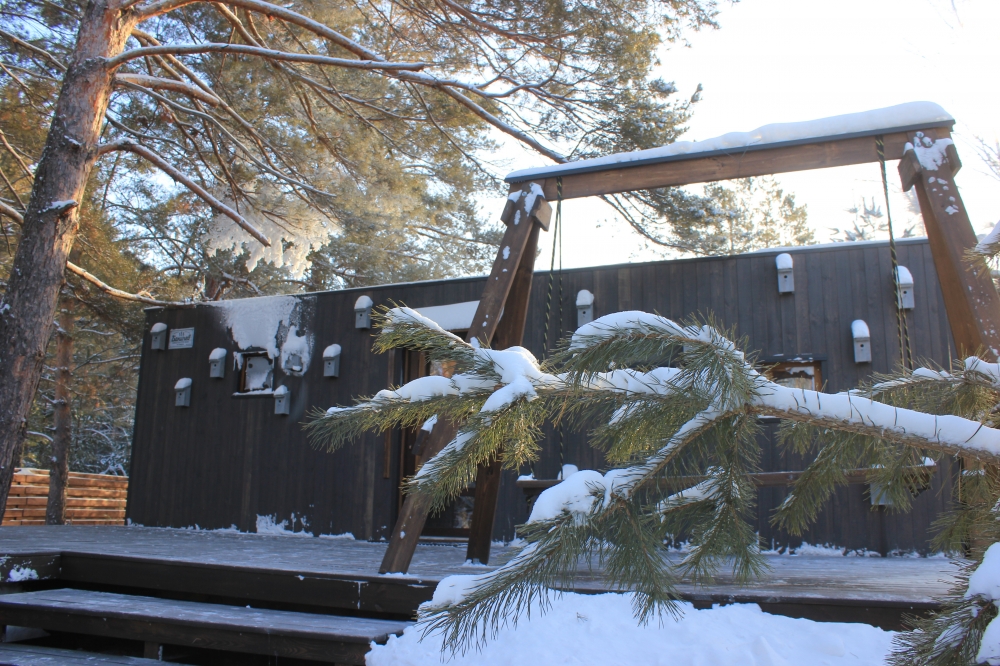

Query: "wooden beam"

xmin=378 ymin=182 xmax=551 ymax=574
xmin=900 ymin=132 xmax=1000 ymax=359
xmin=465 ymin=221 xmax=542 ymax=565
xmin=519 ymin=127 xmax=952 ymax=201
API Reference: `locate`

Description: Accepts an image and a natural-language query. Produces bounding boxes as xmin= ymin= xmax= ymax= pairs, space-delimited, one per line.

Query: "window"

xmin=766 ymin=361 xmax=822 ymax=391
xmin=239 ymin=353 xmax=273 ymax=392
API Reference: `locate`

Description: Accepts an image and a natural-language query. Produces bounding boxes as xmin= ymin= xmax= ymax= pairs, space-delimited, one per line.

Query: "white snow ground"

xmin=366 ymin=591 xmax=894 ymax=666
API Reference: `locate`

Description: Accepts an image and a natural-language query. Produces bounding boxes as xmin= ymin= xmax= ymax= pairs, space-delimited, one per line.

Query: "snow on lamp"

xmin=323 ymin=344 xmax=342 ymax=378
xmin=274 ymin=384 xmax=290 ymax=415
xmin=895 ymin=266 xmax=915 ymax=310
xmin=151 ymin=322 xmax=167 ymax=350
xmin=355 ymin=295 xmax=373 ymax=329
xmin=852 ymin=319 xmax=871 ymax=364
xmin=576 ymin=289 xmax=595 ymax=328
xmin=174 ymin=377 xmax=192 ymax=407
xmin=209 ymin=348 xmax=226 ymax=379
xmin=776 ymin=253 xmax=794 ymax=294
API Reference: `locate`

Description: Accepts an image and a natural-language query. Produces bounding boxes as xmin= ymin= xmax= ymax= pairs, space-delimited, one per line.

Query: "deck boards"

xmin=0 ymin=525 xmax=959 ymax=621
xmin=0 ymin=588 xmax=409 ymax=664
xmin=0 ymin=644 xmax=163 ymax=665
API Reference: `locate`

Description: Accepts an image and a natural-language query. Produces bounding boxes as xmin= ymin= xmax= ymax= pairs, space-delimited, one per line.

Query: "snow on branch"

xmin=98 ymin=139 xmax=270 ymax=247
xmin=108 ymin=43 xmax=429 ymax=71
xmin=114 ymin=73 xmax=220 ymax=106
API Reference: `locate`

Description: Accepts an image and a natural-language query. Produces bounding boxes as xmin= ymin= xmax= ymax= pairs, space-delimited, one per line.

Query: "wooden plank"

xmin=379 ymin=183 xmax=551 ymax=574
xmin=900 ymin=133 xmax=1000 ymax=359
xmin=0 ymin=589 xmax=410 ymax=665
xmin=466 ymin=222 xmax=543 ymax=564
xmin=527 ymin=127 xmax=951 ymax=201
xmin=0 ymin=644 xmax=164 ymax=665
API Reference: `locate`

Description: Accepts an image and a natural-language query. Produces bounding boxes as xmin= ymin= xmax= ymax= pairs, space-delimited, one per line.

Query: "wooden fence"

xmin=1 ymin=468 xmax=128 ymax=526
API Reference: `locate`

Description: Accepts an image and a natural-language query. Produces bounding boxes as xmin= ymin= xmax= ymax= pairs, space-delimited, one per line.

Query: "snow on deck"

xmin=506 ymin=101 xmax=953 ymax=182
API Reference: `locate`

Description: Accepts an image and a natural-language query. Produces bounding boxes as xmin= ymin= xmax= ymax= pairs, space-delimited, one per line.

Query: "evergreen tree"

xmin=307 ymin=299 xmax=1000 ymax=662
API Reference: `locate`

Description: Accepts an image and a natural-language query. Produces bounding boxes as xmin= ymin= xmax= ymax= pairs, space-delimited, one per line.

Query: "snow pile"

xmin=895 ymin=266 xmax=913 ymax=285
xmin=323 ymin=344 xmax=342 ymax=359
xmin=355 ymin=295 xmax=373 ymax=310
xmin=967 ymin=543 xmax=1000 ymax=664
xmin=775 ymin=253 xmax=793 ymax=271
xmin=255 ymin=514 xmax=311 ymax=537
xmin=7 ymin=566 xmax=39 ymax=583
xmin=209 ymin=347 xmax=227 ymax=361
xmin=150 ymin=322 xmax=167 ymax=333
xmin=210 ymin=295 xmax=298 ymax=359
xmin=174 ymin=378 xmax=192 ymax=390
xmin=280 ymin=325 xmax=312 ymax=374
xmin=413 ymin=301 xmax=479 ymax=331
xmin=368 ymin=592 xmax=895 ymax=666
xmin=576 ymin=289 xmax=594 ymax=307
xmin=851 ymin=320 xmax=870 ymax=338
xmin=507 ymin=101 xmax=952 ymax=181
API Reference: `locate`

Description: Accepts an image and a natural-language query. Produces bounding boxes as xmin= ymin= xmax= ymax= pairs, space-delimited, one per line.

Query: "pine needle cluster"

xmin=305 ymin=308 xmax=1000 ymax=660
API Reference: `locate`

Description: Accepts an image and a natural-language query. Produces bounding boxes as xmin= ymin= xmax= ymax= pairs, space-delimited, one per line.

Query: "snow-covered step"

xmin=0 ymin=644 xmax=162 ymax=665
xmin=0 ymin=589 xmax=411 ymax=664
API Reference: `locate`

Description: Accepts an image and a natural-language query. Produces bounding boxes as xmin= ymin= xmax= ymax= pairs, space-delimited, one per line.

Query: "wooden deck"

xmin=0 ymin=526 xmax=959 ymax=626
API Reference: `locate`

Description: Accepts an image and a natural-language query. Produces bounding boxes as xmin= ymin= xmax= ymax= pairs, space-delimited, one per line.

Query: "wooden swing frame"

xmin=379 ymin=115 xmax=1000 ymax=573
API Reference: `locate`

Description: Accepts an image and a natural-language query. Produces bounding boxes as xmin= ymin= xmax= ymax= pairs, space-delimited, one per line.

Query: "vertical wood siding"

xmin=129 ymin=238 xmax=955 ymax=553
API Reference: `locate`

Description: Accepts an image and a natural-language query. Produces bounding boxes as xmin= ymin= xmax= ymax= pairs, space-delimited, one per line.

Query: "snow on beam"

xmin=505 ymin=102 xmax=954 ymax=197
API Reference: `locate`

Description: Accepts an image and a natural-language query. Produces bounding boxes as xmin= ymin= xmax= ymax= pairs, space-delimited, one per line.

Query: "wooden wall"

xmin=129 ymin=237 xmax=956 ymax=552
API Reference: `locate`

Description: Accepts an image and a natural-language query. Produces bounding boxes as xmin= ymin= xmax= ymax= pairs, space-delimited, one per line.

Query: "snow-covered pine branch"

xmin=306 ymin=307 xmax=1000 ymax=655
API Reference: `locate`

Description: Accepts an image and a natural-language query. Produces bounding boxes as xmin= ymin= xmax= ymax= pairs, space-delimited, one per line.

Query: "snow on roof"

xmin=323 ymin=344 xmax=342 ymax=359
xmin=151 ymin=322 xmax=167 ymax=333
xmin=896 ymin=266 xmax=914 ymax=285
xmin=576 ymin=289 xmax=594 ymax=307
xmin=506 ymin=102 xmax=953 ymax=182
xmin=851 ymin=320 xmax=870 ymax=338
xmin=209 ymin=347 xmax=227 ymax=361
xmin=355 ymin=295 xmax=373 ymax=310
xmin=775 ymin=253 xmax=793 ymax=271
xmin=174 ymin=377 xmax=192 ymax=390
xmin=413 ymin=300 xmax=480 ymax=331
xmin=207 ymin=295 xmax=297 ymax=359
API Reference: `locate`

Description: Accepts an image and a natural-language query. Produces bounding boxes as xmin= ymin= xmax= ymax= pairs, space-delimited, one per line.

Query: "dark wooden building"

xmin=128 ymin=237 xmax=955 ymax=554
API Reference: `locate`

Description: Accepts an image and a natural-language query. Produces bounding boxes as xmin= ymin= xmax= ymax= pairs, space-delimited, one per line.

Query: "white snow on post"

xmin=421 ymin=414 xmax=437 ymax=432
xmin=208 ymin=347 xmax=227 ymax=361
xmin=355 ymin=295 xmax=373 ymax=310
xmin=174 ymin=378 xmax=192 ymax=390
xmin=775 ymin=253 xmax=793 ymax=270
xmin=576 ymin=289 xmax=594 ymax=307
xmin=273 ymin=385 xmax=288 ymax=396
xmin=895 ymin=266 xmax=913 ymax=285
xmin=506 ymin=102 xmax=952 ymax=181
xmin=903 ymin=131 xmax=954 ymax=171
xmin=151 ymin=322 xmax=167 ymax=333
xmin=851 ymin=320 xmax=870 ymax=339
xmin=413 ymin=301 xmax=480 ymax=331
xmin=502 ymin=246 xmax=511 ymax=260
xmin=323 ymin=344 xmax=342 ymax=359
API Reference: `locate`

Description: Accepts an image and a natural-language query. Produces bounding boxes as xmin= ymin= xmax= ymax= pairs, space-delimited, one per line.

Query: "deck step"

xmin=0 ymin=644 xmax=163 ymax=665
xmin=0 ymin=589 xmax=411 ymax=664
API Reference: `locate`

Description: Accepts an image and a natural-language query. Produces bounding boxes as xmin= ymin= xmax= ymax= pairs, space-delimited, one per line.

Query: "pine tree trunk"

xmin=46 ymin=303 xmax=74 ymax=525
xmin=0 ymin=0 xmax=137 ymax=517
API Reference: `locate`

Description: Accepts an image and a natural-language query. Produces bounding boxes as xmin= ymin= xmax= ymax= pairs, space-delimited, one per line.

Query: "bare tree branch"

xmin=65 ymin=261 xmax=192 ymax=307
xmin=98 ymin=139 xmax=270 ymax=246
xmin=114 ymin=72 xmax=220 ymax=105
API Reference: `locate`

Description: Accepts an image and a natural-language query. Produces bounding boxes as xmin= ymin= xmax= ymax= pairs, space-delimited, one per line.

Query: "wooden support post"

xmin=465 ymin=220 xmax=542 ymax=564
xmin=378 ymin=184 xmax=551 ymax=574
xmin=899 ymin=132 xmax=1000 ymax=359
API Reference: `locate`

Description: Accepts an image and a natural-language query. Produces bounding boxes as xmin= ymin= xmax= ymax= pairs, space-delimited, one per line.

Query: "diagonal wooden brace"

xmin=899 ymin=131 xmax=1000 ymax=360
xmin=379 ymin=183 xmax=550 ymax=574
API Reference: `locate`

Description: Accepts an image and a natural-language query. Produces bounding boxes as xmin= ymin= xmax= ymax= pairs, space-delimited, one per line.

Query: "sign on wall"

xmin=168 ymin=327 xmax=195 ymax=349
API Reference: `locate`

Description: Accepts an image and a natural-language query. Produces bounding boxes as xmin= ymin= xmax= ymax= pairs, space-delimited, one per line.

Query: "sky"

xmin=499 ymin=0 xmax=1000 ymax=270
